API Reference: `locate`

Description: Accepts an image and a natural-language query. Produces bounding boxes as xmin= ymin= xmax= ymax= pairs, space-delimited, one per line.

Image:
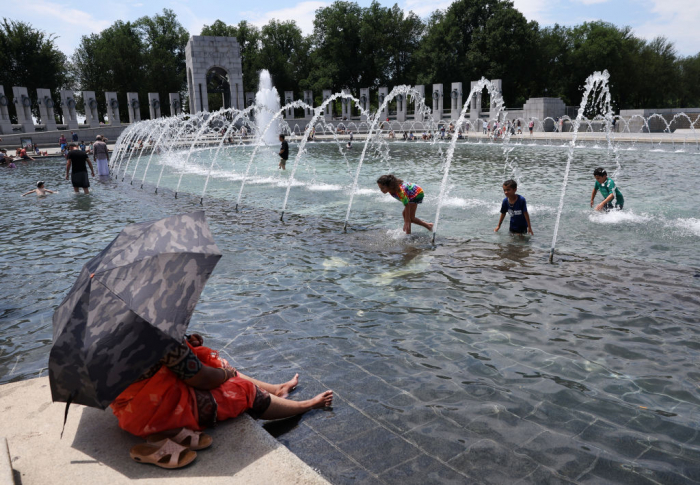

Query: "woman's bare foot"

xmin=426 ymin=223 xmax=434 ymax=231
xmin=276 ymin=374 xmax=299 ymax=398
xmin=308 ymin=390 xmax=333 ymax=409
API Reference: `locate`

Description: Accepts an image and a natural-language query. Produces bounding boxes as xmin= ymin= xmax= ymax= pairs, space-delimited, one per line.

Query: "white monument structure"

xmin=148 ymin=93 xmax=161 ymax=119
xmin=12 ymin=86 xmax=34 ymax=132
xmin=0 ymin=86 xmax=11 ymax=134
xmin=36 ymin=89 xmax=57 ymax=131
xmin=185 ymin=36 xmax=244 ymax=113
xmin=59 ymin=90 xmax=79 ymax=130
xmin=169 ymin=93 xmax=182 ymax=116
xmin=127 ymin=92 xmax=141 ymax=123
xmin=105 ymin=91 xmax=121 ymax=126
xmin=83 ymin=91 xmax=99 ymax=128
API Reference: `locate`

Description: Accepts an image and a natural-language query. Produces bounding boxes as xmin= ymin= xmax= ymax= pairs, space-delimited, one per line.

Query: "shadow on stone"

xmin=70 ymin=407 xmax=275 ymax=479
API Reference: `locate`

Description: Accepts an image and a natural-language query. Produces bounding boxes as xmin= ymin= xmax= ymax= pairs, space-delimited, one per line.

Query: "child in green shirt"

xmin=591 ymin=167 xmax=624 ymax=211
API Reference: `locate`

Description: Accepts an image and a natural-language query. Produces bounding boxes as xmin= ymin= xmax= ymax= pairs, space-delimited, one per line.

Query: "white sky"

xmin=16 ymin=0 xmax=700 ymax=57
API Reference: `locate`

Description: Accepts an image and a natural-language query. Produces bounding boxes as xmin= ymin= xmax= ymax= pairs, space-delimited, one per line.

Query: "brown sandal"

xmin=146 ymin=428 xmax=213 ymax=451
xmin=130 ymin=438 xmax=197 ymax=469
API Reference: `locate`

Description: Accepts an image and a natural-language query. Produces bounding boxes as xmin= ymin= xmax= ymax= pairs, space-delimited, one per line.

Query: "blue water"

xmin=2 ymin=141 xmax=700 ymax=484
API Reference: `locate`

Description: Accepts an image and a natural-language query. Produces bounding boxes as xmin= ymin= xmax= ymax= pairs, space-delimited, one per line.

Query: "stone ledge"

xmin=0 ymin=377 xmax=329 ymax=485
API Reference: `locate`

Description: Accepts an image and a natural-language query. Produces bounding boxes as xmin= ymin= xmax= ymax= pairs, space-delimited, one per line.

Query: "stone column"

xmin=59 ymin=90 xmax=79 ymax=129
xmin=36 ymin=89 xmax=57 ymax=131
xmin=169 ymin=93 xmax=182 ymax=116
xmin=0 ymin=86 xmax=12 ymax=134
xmin=303 ymin=90 xmax=313 ymax=118
xmin=341 ymin=89 xmax=352 ymax=119
xmin=245 ymin=92 xmax=255 ymax=110
xmin=378 ymin=87 xmax=388 ymax=120
xmin=83 ymin=91 xmax=100 ymax=127
xmin=322 ymin=89 xmax=332 ymax=122
xmin=412 ymin=85 xmax=425 ymax=122
xmin=105 ymin=92 xmax=121 ymax=126
xmin=450 ymin=82 xmax=463 ymax=120
xmin=127 ymin=93 xmax=141 ymax=123
xmin=432 ymin=84 xmax=443 ymax=122
xmin=284 ymin=91 xmax=294 ymax=119
xmin=470 ymin=81 xmax=482 ymax=124
xmin=148 ymin=93 xmax=161 ymax=119
xmin=359 ymin=88 xmax=370 ymax=121
xmin=12 ymin=87 xmax=34 ymax=132
xmin=192 ymin=72 xmax=208 ymax=113
xmin=489 ymin=79 xmax=503 ymax=122
xmin=397 ymin=92 xmax=408 ymax=122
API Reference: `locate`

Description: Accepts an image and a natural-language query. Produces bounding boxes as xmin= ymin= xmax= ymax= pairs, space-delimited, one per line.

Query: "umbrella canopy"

xmin=49 ymin=211 xmax=222 ymax=409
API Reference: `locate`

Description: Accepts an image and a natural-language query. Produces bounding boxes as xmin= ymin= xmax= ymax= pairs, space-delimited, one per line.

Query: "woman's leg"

xmin=237 ymin=372 xmax=299 ymax=398
xmin=407 ymin=203 xmax=433 ymax=231
xmin=260 ymin=391 xmax=333 ymax=420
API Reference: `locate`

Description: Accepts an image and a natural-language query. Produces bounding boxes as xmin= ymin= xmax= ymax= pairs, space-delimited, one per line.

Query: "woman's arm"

xmin=183 ymin=365 xmax=232 ymax=390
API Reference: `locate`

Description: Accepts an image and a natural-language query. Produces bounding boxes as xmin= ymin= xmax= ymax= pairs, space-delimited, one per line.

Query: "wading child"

xmin=22 ymin=181 xmax=56 ymax=196
xmin=377 ymin=174 xmax=433 ymax=235
xmin=591 ymin=167 xmax=624 ymax=211
xmin=494 ymin=179 xmax=533 ymax=236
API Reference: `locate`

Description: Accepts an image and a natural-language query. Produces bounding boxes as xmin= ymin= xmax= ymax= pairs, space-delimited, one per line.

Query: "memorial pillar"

xmin=127 ymin=92 xmax=141 ymax=123
xmin=284 ymin=91 xmax=294 ymax=119
xmin=341 ymin=89 xmax=352 ymax=119
xmin=169 ymin=93 xmax=182 ymax=116
xmin=36 ymin=89 xmax=57 ymax=131
xmin=322 ymin=89 xmax=332 ymax=122
xmin=12 ymin=86 xmax=34 ymax=132
xmin=413 ymin=85 xmax=425 ymax=122
xmin=378 ymin=87 xmax=388 ymax=120
xmin=303 ymin=90 xmax=313 ymax=118
xmin=105 ymin=92 xmax=121 ymax=126
xmin=432 ymin=84 xmax=443 ymax=122
xmin=470 ymin=81 xmax=482 ymax=125
xmin=83 ymin=91 xmax=100 ymax=128
xmin=489 ymin=79 xmax=503 ymax=122
xmin=148 ymin=93 xmax=161 ymax=119
xmin=397 ymin=92 xmax=407 ymax=122
xmin=0 ymin=86 xmax=12 ymax=134
xmin=59 ymin=90 xmax=79 ymax=129
xmin=450 ymin=82 xmax=463 ymax=121
xmin=359 ymin=88 xmax=370 ymax=121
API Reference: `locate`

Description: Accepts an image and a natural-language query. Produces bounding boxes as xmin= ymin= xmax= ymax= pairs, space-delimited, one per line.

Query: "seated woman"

xmin=112 ymin=334 xmax=333 ymax=438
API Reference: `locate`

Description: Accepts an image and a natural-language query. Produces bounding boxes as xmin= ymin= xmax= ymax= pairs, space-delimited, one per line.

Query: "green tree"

xmin=0 ymin=18 xmax=69 ymax=123
xmin=72 ymin=9 xmax=187 ymax=120
xmin=258 ymin=20 xmax=311 ymax=96
xmin=413 ymin=0 xmax=537 ymax=107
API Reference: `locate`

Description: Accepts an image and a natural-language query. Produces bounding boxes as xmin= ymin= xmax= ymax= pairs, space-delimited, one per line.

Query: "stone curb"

xmin=0 ymin=438 xmax=13 ymax=485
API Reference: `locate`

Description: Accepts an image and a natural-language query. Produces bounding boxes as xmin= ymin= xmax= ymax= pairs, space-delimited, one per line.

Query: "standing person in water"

xmin=278 ymin=134 xmax=289 ymax=170
xmin=495 ymin=179 xmax=533 ymax=236
xmin=65 ymin=143 xmax=95 ymax=194
xmin=591 ymin=167 xmax=624 ymax=211
xmin=377 ymin=174 xmax=433 ymax=235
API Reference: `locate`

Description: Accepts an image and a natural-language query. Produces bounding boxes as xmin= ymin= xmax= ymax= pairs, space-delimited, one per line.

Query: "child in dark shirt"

xmin=494 ymin=179 xmax=533 ymax=236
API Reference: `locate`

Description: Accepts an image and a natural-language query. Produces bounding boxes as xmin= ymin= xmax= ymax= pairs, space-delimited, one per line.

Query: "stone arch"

xmin=185 ymin=36 xmax=244 ymax=113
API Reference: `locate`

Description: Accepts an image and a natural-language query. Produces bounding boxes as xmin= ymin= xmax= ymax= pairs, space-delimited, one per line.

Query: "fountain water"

xmin=255 ymin=70 xmax=281 ymax=146
xmin=549 ymin=70 xmax=613 ymax=263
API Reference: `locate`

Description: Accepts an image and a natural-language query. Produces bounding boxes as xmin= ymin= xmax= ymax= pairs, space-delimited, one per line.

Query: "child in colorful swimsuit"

xmin=377 ymin=174 xmax=433 ymax=235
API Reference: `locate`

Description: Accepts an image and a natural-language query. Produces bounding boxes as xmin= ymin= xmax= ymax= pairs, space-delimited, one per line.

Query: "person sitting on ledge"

xmin=111 ymin=333 xmax=333 ymax=439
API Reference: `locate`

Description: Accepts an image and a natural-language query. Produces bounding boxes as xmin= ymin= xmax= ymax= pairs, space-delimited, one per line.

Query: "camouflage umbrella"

xmin=49 ymin=211 xmax=222 ymax=410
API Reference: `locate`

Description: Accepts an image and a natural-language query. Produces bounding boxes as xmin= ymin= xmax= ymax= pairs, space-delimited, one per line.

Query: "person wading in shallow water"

xmin=65 ymin=143 xmax=95 ymax=194
xmin=376 ymin=174 xmax=433 ymax=235
xmin=278 ymin=134 xmax=289 ymax=170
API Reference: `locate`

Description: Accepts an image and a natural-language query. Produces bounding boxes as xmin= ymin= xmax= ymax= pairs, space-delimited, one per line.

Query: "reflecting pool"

xmin=2 ymin=141 xmax=700 ymax=484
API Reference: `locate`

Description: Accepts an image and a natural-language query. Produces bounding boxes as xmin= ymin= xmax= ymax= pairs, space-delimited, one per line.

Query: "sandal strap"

xmin=147 ymin=439 xmax=188 ymax=467
xmin=171 ymin=428 xmax=200 ymax=448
